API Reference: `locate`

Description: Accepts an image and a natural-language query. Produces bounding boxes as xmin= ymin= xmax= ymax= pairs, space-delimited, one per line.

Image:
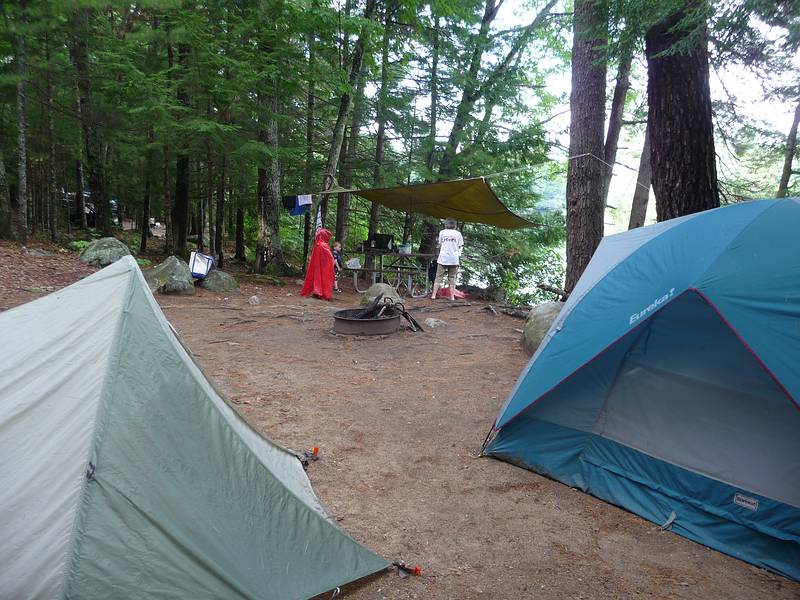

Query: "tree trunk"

xmin=424 ymin=14 xmax=440 ymax=176
xmin=564 ymin=0 xmax=607 ymax=293
xmin=302 ymin=35 xmax=316 ymax=269
xmin=173 ymin=154 xmax=189 ymax=257
xmin=628 ymin=126 xmax=652 ymax=229
xmin=646 ymin=5 xmax=719 ymax=221
xmin=335 ymin=72 xmax=367 ymax=246
xmin=46 ymin=35 xmax=58 ymax=242
xmin=70 ymin=8 xmax=108 ymax=235
xmin=255 ymin=163 xmax=268 ymax=269
xmin=162 ymin=26 xmax=175 ymax=253
xmin=367 ymin=6 xmax=393 ymax=253
xmin=776 ymin=97 xmax=800 ymax=198
xmin=254 ymin=73 xmax=285 ymax=274
xmin=215 ymin=155 xmax=225 ymax=267
xmin=313 ymin=0 xmax=376 ymax=227
xmin=416 ymin=12 xmax=440 ymax=256
xmin=162 ymin=146 xmax=172 ymax=254
xmin=140 ymin=127 xmax=154 ymax=253
xmin=601 ymin=44 xmax=632 ymax=206
xmin=0 ymin=149 xmax=11 ymax=239
xmin=402 ymin=99 xmax=418 ymax=245
xmin=418 ymin=220 xmax=439 ymax=256
xmin=14 ymin=29 xmax=28 ymax=245
xmin=140 ymin=177 xmax=150 ymax=253
xmin=172 ymin=45 xmax=191 ymax=257
xmin=206 ymin=150 xmax=214 ymax=256
xmin=75 ymin=156 xmax=86 ymax=228
xmin=234 ymin=203 xmax=245 ymax=260
xmin=195 ymin=160 xmax=203 ymax=251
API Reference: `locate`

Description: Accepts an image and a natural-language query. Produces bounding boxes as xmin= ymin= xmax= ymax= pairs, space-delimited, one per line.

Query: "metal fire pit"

xmin=333 ymin=308 xmax=402 ymax=336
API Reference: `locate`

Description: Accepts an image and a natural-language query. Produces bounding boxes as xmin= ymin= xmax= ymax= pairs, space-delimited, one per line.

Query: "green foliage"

xmin=5 ymin=0 xmax=788 ymax=291
xmin=67 ymin=240 xmax=92 ymax=252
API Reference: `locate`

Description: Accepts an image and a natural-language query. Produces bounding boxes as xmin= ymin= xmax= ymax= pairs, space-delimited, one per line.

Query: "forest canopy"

xmin=0 ymin=0 xmax=797 ymax=303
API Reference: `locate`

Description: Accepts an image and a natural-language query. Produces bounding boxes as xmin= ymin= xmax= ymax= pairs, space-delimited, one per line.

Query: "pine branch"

xmin=474 ymin=0 xmax=558 ymax=100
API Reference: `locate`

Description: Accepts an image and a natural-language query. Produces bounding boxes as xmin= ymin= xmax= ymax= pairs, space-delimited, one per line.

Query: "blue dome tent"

xmin=483 ymin=199 xmax=800 ymax=580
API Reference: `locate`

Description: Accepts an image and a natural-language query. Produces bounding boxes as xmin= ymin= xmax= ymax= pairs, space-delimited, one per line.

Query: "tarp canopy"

xmin=345 ymin=177 xmax=535 ymax=229
xmin=484 ymin=198 xmax=800 ymax=581
xmin=0 ymin=256 xmax=388 ymax=599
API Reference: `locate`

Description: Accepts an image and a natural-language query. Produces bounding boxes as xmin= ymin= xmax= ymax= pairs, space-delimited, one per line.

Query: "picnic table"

xmin=344 ymin=249 xmax=436 ymax=298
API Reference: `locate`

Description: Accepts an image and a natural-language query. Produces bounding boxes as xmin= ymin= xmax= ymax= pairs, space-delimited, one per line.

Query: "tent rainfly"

xmin=483 ymin=199 xmax=800 ymax=581
xmin=342 ymin=177 xmax=535 ymax=229
xmin=0 ymin=256 xmax=388 ymax=599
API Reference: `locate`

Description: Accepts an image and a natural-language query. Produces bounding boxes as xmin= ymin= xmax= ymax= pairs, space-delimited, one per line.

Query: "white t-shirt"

xmin=437 ymin=228 xmax=464 ymax=266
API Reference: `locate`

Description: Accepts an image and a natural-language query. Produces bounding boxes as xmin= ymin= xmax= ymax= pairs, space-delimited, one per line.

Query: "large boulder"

xmin=199 ymin=269 xmax=240 ymax=292
xmin=143 ymin=256 xmax=196 ymax=295
xmin=522 ymin=301 xmax=564 ymax=355
xmin=361 ymin=282 xmax=402 ymax=306
xmin=79 ymin=237 xmax=131 ymax=267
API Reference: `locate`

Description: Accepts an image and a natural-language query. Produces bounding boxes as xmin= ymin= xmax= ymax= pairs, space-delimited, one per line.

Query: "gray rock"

xmin=248 ymin=295 xmax=261 ymax=305
xmin=79 ymin=237 xmax=132 ymax=267
xmin=199 ymin=269 xmax=240 ymax=292
xmin=143 ymin=256 xmax=196 ymax=295
xmin=424 ymin=318 xmax=448 ymax=329
xmin=361 ymin=282 xmax=402 ymax=306
xmin=522 ymin=301 xmax=564 ymax=354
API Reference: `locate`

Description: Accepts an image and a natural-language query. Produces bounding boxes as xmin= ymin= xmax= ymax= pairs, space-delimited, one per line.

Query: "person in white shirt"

xmin=431 ymin=217 xmax=464 ymax=301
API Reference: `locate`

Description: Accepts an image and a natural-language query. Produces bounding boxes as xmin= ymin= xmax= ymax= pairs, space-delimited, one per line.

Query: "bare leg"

xmin=448 ymin=266 xmax=457 ymax=301
xmin=431 ymin=262 xmax=444 ymax=300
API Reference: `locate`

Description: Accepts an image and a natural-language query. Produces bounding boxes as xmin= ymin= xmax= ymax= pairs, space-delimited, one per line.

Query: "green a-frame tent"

xmin=0 ymin=256 xmax=387 ymax=599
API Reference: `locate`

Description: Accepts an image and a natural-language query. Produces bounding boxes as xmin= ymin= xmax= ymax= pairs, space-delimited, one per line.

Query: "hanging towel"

xmin=289 ymin=203 xmax=310 ymax=217
xmin=297 ymin=194 xmax=312 ymax=206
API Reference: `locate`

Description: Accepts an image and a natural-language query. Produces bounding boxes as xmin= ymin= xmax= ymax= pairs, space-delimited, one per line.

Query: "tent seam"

xmin=129 ymin=265 xmax=390 ymax=561
xmin=692 ymin=200 xmax=782 ymax=288
xmin=130 ymin=263 xmax=307 ymax=465
xmin=690 ymin=287 xmax=800 ymax=412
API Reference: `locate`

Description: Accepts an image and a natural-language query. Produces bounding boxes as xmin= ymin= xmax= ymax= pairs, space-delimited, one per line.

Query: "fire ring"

xmin=332 ymin=308 xmax=403 ymax=336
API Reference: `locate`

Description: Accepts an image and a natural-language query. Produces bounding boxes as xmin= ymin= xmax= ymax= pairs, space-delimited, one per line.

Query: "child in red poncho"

xmin=300 ymin=228 xmax=335 ymax=300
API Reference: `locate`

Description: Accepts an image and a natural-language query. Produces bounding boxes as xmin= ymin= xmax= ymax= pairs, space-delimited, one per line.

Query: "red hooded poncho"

xmin=300 ymin=228 xmax=335 ymax=300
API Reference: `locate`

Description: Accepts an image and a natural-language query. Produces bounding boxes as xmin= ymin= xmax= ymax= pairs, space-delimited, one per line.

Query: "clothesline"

xmin=304 ymin=156 xmax=648 ymax=199
xmin=566 ymin=152 xmax=650 ymax=192
xmin=314 ymin=167 xmax=536 ymax=197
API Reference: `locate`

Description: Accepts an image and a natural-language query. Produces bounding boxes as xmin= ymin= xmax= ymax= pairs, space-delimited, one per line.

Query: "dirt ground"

xmin=1 ymin=242 xmax=798 ymax=600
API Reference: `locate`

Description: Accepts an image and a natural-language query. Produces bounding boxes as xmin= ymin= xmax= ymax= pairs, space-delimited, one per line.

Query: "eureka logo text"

xmin=629 ymin=288 xmax=676 ymax=325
